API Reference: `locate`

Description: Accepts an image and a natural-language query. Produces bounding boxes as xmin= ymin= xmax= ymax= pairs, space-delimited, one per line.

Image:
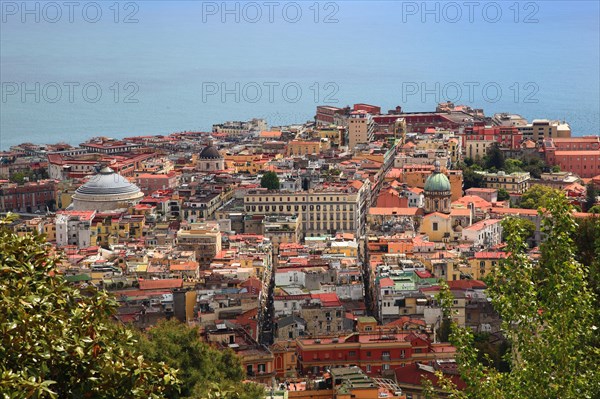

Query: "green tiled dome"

xmin=424 ymin=160 xmax=451 ymax=192
xmin=424 ymin=172 xmax=451 ymax=192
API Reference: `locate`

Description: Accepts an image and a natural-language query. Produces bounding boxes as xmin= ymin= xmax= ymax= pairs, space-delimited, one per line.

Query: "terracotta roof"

xmin=259 ymin=131 xmax=282 ymax=138
xmin=453 ymin=195 xmax=492 ymax=209
xmin=311 ymin=292 xmax=342 ymax=307
xmin=473 ymin=251 xmax=508 ymax=259
xmin=138 ymin=278 xmax=183 ymax=290
xmin=379 ymin=277 xmax=394 ymax=288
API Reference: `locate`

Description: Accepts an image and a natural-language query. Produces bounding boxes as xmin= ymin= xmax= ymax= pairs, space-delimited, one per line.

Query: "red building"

xmin=462 ymin=125 xmax=523 ymax=149
xmin=0 ymin=179 xmax=57 ymax=213
xmin=316 ymin=106 xmax=346 ymax=125
xmin=136 ymin=172 xmax=179 ymax=195
xmin=296 ymin=332 xmax=455 ymax=376
xmin=354 ymin=103 xmax=381 ymax=115
xmin=373 ymin=113 xmax=461 ymax=133
xmin=544 ymin=137 xmax=600 ymax=178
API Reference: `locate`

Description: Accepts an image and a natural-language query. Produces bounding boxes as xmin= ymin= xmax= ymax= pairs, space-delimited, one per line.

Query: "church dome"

xmin=75 ymin=167 xmax=141 ymax=196
xmin=424 ymin=160 xmax=451 ymax=193
xmin=199 ymin=145 xmax=222 ymax=159
xmin=71 ymin=166 xmax=144 ymax=211
xmin=424 ymin=173 xmax=451 ymax=192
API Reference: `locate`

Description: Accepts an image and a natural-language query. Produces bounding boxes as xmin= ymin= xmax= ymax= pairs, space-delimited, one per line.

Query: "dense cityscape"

xmin=1 ymin=101 xmax=599 ymax=398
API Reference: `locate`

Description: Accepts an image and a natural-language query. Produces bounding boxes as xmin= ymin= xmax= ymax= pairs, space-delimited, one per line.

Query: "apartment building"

xmin=348 ymin=111 xmax=375 ymax=150
xmin=518 ymin=119 xmax=571 ymax=143
xmin=55 ymin=210 xmax=96 ymax=248
xmin=177 ymin=222 xmax=222 ymax=266
xmin=243 ymin=181 xmax=370 ymax=238
xmin=477 ymin=171 xmax=531 ymax=193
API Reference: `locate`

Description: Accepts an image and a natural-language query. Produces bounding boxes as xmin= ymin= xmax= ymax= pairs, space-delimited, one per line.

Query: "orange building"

xmin=375 ymin=188 xmax=409 ymax=208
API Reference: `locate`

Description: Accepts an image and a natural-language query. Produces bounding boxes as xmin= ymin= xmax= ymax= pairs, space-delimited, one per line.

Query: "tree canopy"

xmin=585 ymin=183 xmax=598 ymax=211
xmin=519 ymin=185 xmax=560 ymax=209
xmin=484 ymin=144 xmax=505 ymax=170
xmin=260 ymin=171 xmax=280 ymax=190
xmin=433 ymin=194 xmax=600 ymax=399
xmin=134 ymin=320 xmax=265 ymax=399
xmin=0 ymin=215 xmax=180 ymax=398
xmin=497 ymin=188 xmax=510 ymax=201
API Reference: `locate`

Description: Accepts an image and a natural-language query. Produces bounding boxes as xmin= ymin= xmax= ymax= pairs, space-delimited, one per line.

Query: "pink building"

xmin=136 ymin=172 xmax=179 ymax=195
xmin=544 ymin=137 xmax=600 ymax=178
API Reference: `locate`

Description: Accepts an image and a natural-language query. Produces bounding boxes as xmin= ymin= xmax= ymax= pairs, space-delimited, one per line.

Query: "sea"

xmin=0 ymin=1 xmax=599 ymax=150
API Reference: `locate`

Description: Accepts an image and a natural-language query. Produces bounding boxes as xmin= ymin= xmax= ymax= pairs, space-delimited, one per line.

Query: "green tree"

xmin=585 ymin=184 xmax=598 ymax=211
xmin=519 ymin=185 xmax=560 ymax=209
xmin=572 ymin=215 xmax=600 ymax=299
xmin=501 ymin=217 xmax=536 ymax=246
xmin=0 ymin=215 xmax=180 ymax=398
xmin=484 ymin=144 xmax=505 ymax=170
xmin=432 ymin=195 xmax=599 ymax=399
xmin=135 ymin=320 xmax=265 ymax=399
xmin=503 ymin=159 xmax=523 ymax=174
xmin=260 ymin=171 xmax=280 ymax=190
xmin=520 ymin=158 xmax=548 ymax=179
xmin=588 ymin=205 xmax=600 ymax=214
xmin=460 ymin=165 xmax=484 ymax=190
xmin=497 ymin=188 xmax=510 ymax=201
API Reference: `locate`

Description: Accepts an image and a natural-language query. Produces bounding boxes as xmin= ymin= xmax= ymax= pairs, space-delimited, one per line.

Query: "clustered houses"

xmin=3 ymin=100 xmax=598 ymax=397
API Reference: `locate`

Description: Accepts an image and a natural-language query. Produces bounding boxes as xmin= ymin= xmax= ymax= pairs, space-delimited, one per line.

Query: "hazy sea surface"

xmin=1 ymin=1 xmax=599 ymax=149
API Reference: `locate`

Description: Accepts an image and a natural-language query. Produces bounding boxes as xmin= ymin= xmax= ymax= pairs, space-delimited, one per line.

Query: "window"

xmin=433 ymin=222 xmax=438 ymax=231
xmin=366 ymin=365 xmax=371 ymax=373
xmin=348 ymin=351 xmax=356 ymax=357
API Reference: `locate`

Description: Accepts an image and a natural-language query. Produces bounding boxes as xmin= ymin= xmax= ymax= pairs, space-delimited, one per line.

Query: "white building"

xmin=461 ymin=218 xmax=503 ymax=248
xmin=55 ymin=210 xmax=96 ymax=248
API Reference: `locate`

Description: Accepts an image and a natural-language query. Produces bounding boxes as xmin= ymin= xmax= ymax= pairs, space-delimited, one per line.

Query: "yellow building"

xmin=467 ymin=251 xmax=507 ymax=280
xmin=286 ymin=140 xmax=323 ymax=156
xmin=93 ymin=214 xmax=144 ymax=247
xmin=44 ymin=221 xmax=56 ymax=242
xmin=419 ymin=210 xmax=469 ymax=244
xmin=466 ymin=139 xmax=495 ymax=160
xmin=448 ymin=137 xmax=461 ymax=164
xmin=14 ymin=217 xmax=45 ymax=237
xmin=314 ymin=126 xmax=344 ymax=146
xmin=224 ymin=154 xmax=264 ymax=174
xmin=327 ymin=240 xmax=358 ymax=257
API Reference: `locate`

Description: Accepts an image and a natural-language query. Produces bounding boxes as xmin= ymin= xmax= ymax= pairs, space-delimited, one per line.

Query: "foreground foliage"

xmin=0 ymin=216 xmax=180 ymax=398
xmin=135 ymin=320 xmax=265 ymax=399
xmin=433 ymin=194 xmax=599 ymax=399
